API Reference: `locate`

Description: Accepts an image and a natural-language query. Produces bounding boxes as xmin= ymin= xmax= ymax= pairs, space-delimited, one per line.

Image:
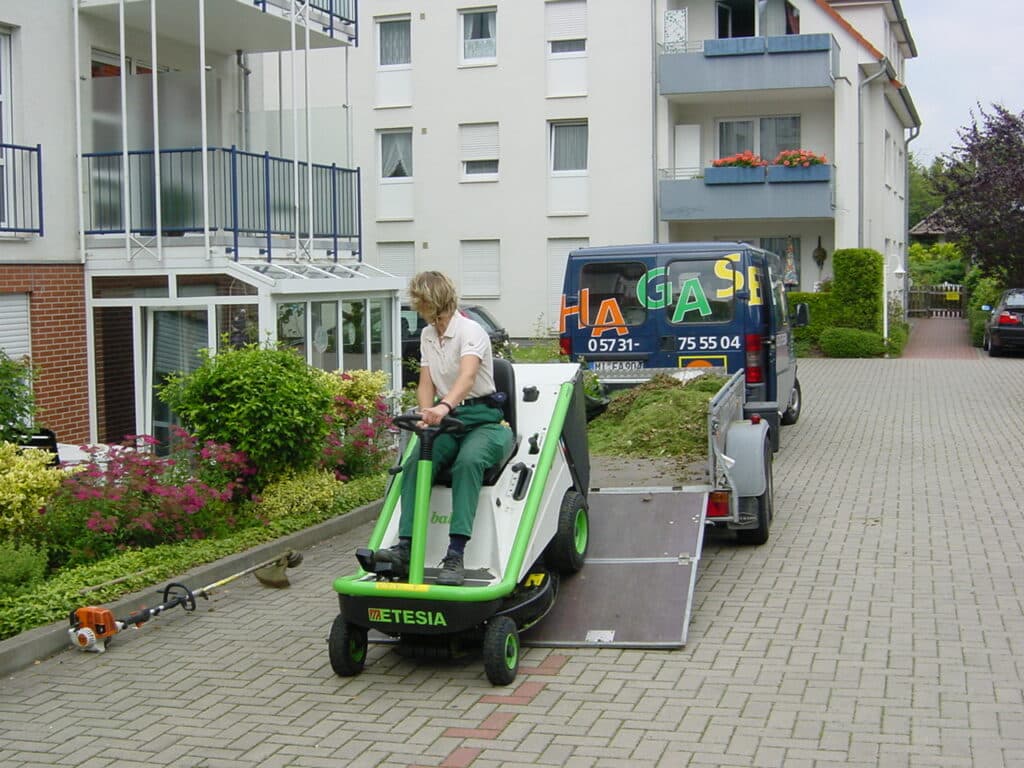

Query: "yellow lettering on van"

xmin=747 ymin=266 xmax=763 ymax=306
xmin=714 ymin=253 xmax=744 ymax=298
xmin=671 ymin=278 xmax=712 ymax=322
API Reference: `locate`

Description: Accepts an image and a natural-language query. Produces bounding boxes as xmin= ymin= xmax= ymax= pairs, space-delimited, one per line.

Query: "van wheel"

xmin=545 ymin=491 xmax=589 ymax=574
xmin=780 ymin=378 xmax=801 ymax=426
xmin=736 ymin=443 xmax=773 ymax=545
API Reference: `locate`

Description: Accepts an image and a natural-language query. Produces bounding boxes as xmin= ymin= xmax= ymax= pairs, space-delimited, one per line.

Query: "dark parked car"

xmin=400 ymin=304 xmax=510 ymax=385
xmin=983 ymin=288 xmax=1024 ymax=357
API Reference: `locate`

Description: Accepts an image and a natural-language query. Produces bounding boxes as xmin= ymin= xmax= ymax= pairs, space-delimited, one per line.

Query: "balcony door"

xmin=673 ymin=124 xmax=700 ymax=179
xmin=147 ymin=309 xmax=208 ymax=450
xmin=0 ymin=30 xmax=12 ymax=228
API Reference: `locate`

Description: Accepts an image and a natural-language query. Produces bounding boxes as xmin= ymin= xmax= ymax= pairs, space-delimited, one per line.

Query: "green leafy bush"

xmin=159 ymin=344 xmax=333 ymax=487
xmin=819 ymin=327 xmax=886 ymax=358
xmin=0 ymin=542 xmax=48 ymax=596
xmin=788 ymin=290 xmax=835 ymax=349
xmin=830 ymin=249 xmax=884 ymax=333
xmin=317 ymin=369 xmax=396 ymax=480
xmin=0 ymin=351 xmax=36 ymax=444
xmin=258 ymin=468 xmax=348 ymax=520
xmin=0 ymin=473 xmax=386 ymax=640
xmin=0 ymin=442 xmax=63 ymax=544
xmin=966 ymin=274 xmax=1005 ymax=347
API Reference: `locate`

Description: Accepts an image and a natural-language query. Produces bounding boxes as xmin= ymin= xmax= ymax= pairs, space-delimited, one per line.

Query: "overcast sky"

xmin=900 ymin=0 xmax=1024 ymax=164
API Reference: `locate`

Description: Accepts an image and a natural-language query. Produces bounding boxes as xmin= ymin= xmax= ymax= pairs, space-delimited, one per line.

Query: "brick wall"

xmin=0 ymin=265 xmax=90 ymax=444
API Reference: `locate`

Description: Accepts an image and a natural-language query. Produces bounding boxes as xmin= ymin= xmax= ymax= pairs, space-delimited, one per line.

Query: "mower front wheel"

xmin=482 ymin=615 xmax=520 ymax=686
xmin=328 ymin=614 xmax=368 ymax=677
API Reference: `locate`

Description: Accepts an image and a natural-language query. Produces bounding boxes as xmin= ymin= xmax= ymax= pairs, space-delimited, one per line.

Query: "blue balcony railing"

xmin=255 ymin=0 xmax=359 ymax=45
xmin=82 ymin=146 xmax=361 ymax=261
xmin=0 ymin=142 xmax=44 ymax=236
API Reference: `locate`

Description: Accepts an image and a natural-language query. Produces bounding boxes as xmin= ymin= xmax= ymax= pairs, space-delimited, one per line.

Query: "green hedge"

xmin=0 ymin=473 xmax=385 ymax=641
xmin=819 ymin=327 xmax=886 ymax=358
xmin=789 ymin=290 xmax=835 ymax=348
xmin=831 ymin=248 xmax=884 ymax=333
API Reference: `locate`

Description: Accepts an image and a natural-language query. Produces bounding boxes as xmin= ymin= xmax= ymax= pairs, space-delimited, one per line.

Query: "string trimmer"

xmin=68 ymin=549 xmax=303 ymax=653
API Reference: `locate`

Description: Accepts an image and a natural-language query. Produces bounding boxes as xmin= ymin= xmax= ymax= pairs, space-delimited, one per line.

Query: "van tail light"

xmin=745 ymin=333 xmax=764 ymax=384
xmin=706 ymin=490 xmax=730 ymax=518
xmin=998 ymin=312 xmax=1021 ymax=326
xmin=559 ymin=336 xmax=572 ymax=357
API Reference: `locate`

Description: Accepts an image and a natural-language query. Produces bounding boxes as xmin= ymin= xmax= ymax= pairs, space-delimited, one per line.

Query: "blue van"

xmin=559 ymin=242 xmax=808 ymax=428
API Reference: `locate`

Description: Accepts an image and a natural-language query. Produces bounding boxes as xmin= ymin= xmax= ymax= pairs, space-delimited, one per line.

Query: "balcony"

xmin=0 ymin=143 xmax=43 ymax=237
xmin=82 ymin=146 xmax=361 ymax=259
xmin=659 ymin=34 xmax=838 ymax=97
xmin=77 ymin=0 xmax=358 ymax=52
xmin=659 ymin=165 xmax=835 ymax=222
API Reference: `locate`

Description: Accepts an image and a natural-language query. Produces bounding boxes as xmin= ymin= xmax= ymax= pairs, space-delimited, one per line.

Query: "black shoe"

xmin=373 ymin=541 xmax=410 ymax=577
xmin=436 ymin=551 xmax=465 ymax=586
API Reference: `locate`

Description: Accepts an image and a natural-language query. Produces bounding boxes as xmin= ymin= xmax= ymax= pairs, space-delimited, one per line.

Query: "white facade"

xmin=337 ymin=0 xmax=919 ymax=337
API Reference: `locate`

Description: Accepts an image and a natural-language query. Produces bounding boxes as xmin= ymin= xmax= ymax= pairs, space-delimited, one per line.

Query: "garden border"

xmin=0 ymin=498 xmax=383 ymax=678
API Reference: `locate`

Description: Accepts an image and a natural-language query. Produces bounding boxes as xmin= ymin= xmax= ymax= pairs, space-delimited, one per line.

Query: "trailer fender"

xmin=724 ymin=420 xmax=770 ymax=497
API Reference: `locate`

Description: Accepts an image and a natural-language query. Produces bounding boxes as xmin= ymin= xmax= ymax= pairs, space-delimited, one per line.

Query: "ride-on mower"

xmin=329 ymin=360 xmax=591 ymax=685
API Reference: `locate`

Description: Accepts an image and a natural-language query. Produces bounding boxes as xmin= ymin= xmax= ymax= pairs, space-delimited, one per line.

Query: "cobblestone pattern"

xmin=3 ymin=345 xmax=1024 ymax=767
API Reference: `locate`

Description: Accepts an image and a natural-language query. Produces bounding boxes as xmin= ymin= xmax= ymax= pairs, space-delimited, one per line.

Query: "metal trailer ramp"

xmin=522 ymin=487 xmax=707 ymax=649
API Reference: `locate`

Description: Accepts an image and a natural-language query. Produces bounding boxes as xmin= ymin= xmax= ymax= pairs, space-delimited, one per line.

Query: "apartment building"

xmin=343 ymin=0 xmax=919 ymax=337
xmin=0 ymin=0 xmax=404 ymax=446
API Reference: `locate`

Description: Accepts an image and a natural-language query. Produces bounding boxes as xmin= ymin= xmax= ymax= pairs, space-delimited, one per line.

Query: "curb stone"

xmin=0 ymin=499 xmax=382 ymax=678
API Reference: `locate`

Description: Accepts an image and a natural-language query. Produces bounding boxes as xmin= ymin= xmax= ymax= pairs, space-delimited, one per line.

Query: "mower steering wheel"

xmin=393 ymin=410 xmax=466 ymax=437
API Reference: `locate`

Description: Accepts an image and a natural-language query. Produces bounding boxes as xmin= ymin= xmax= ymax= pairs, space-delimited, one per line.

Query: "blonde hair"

xmin=409 ymin=271 xmax=458 ymax=321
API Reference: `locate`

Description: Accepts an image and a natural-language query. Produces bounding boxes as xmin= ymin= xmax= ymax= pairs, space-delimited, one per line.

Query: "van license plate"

xmin=590 ymin=360 xmax=644 ymax=372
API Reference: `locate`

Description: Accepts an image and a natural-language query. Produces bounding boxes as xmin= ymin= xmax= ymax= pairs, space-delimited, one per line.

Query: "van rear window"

xmin=665 ymin=259 xmax=734 ymax=324
xmin=579 ymin=262 xmax=648 ymax=326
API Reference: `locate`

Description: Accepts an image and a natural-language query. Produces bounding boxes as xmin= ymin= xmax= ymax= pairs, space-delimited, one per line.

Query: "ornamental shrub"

xmin=0 ymin=542 xmax=48 ymax=596
xmin=966 ymin=274 xmax=1004 ymax=347
xmin=317 ymin=369 xmax=397 ymax=480
xmin=831 ymin=249 xmax=884 ymax=333
xmin=788 ymin=290 xmax=835 ymax=350
xmin=159 ymin=344 xmax=333 ymax=487
xmin=258 ymin=468 xmax=348 ymax=520
xmin=819 ymin=327 xmax=886 ymax=358
xmin=0 ymin=442 xmax=63 ymax=544
xmin=0 ymin=351 xmax=36 ymax=444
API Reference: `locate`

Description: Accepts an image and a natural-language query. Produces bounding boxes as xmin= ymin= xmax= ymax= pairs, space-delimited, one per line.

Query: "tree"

xmin=908 ymin=153 xmax=944 ymax=229
xmin=935 ymin=104 xmax=1024 ymax=286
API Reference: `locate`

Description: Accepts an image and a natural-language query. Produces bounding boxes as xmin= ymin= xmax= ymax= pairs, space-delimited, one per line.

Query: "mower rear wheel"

xmin=482 ymin=615 xmax=519 ymax=686
xmin=328 ymin=614 xmax=368 ymax=677
xmin=545 ymin=490 xmax=589 ymax=574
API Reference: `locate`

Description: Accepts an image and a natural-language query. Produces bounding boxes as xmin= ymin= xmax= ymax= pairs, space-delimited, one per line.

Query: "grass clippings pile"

xmin=587 ymin=372 xmax=729 ymax=462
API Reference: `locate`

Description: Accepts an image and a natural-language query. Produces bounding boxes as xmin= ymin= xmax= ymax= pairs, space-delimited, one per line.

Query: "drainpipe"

xmin=236 ymin=50 xmax=251 ymax=150
xmin=858 ymin=59 xmax=888 ymax=249
xmin=902 ymin=125 xmax=920 ymax=317
xmin=651 ymin=0 xmax=660 ymax=242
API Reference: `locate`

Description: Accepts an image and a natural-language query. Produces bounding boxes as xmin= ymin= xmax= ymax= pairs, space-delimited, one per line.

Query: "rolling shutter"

xmin=0 ymin=293 xmax=30 ymax=359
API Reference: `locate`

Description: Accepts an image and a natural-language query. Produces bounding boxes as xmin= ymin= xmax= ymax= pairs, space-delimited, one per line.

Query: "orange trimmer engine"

xmin=69 ymin=606 xmax=121 ymax=651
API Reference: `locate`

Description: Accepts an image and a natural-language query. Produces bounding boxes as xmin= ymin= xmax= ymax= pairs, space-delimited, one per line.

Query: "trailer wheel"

xmin=736 ymin=443 xmax=774 ymax=545
xmin=328 ymin=614 xmax=368 ymax=677
xmin=546 ymin=490 xmax=589 ymax=574
xmin=781 ymin=377 xmax=802 ymax=426
xmin=483 ymin=615 xmax=519 ymax=686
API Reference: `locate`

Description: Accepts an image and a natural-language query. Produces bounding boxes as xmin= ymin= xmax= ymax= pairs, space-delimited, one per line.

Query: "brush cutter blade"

xmin=254 ymin=550 xmax=302 ymax=588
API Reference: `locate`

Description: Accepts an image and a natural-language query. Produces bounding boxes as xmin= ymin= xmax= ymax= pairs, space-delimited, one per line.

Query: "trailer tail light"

xmin=745 ymin=334 xmax=764 ymax=384
xmin=998 ymin=312 xmax=1021 ymax=326
xmin=706 ymin=490 xmax=730 ymax=518
xmin=559 ymin=336 xmax=572 ymax=357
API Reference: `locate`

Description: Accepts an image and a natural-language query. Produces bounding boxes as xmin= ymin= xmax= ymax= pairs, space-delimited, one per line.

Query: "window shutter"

xmin=0 ymin=293 xmax=30 ymax=359
xmin=546 ymin=1 xmax=587 ymax=40
xmin=377 ymin=242 xmax=415 ymax=283
xmin=460 ymin=240 xmax=500 ymax=297
xmin=460 ymin=123 xmax=499 ymax=161
xmin=547 ymin=238 xmax=588 ymax=331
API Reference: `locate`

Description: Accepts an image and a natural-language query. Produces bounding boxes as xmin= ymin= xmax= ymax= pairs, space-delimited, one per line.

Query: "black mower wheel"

xmin=482 ymin=615 xmax=520 ymax=686
xmin=328 ymin=614 xmax=368 ymax=677
xmin=780 ymin=377 xmax=802 ymax=426
xmin=546 ymin=490 xmax=589 ymax=574
xmin=736 ymin=442 xmax=774 ymax=546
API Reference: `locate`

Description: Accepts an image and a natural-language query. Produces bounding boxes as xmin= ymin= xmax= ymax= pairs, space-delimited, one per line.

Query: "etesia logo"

xmin=368 ymin=607 xmax=448 ymax=627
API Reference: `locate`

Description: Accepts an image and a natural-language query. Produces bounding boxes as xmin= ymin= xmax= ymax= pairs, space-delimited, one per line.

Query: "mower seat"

xmin=437 ymin=357 xmax=519 ymax=487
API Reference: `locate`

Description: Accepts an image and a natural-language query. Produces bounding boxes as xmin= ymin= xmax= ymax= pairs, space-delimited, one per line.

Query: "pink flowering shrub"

xmin=772 ymin=149 xmax=828 ymax=167
xmin=711 ymin=151 xmax=768 ymax=168
xmin=319 ymin=371 xmax=396 ymax=481
xmin=41 ymin=430 xmax=259 ymax=568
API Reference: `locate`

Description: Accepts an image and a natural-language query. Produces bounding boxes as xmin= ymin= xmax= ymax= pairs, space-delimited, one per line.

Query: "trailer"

xmin=522 ymin=368 xmax=774 ymax=649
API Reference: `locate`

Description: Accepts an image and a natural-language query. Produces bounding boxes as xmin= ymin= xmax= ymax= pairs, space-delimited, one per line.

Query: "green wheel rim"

xmin=504 ymin=633 xmax=519 ymax=670
xmin=573 ymin=508 xmax=589 ymax=554
xmin=351 ymin=635 xmax=366 ymax=664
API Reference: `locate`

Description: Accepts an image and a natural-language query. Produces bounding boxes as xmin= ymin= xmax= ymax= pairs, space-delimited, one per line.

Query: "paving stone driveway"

xmin=3 ymin=345 xmax=1024 ymax=767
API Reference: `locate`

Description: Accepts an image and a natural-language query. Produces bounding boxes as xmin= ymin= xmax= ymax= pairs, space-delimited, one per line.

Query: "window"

xmin=461 ymin=239 xmax=500 ymax=297
xmin=551 ymin=121 xmax=588 ymax=172
xmin=460 ymin=122 xmax=499 ymax=179
xmin=378 ymin=18 xmax=411 ymax=67
xmin=761 ymin=237 xmax=801 ymax=289
xmin=380 ymin=129 xmax=413 ymax=179
xmin=1 ymin=29 xmax=12 ymax=227
xmin=666 ymin=259 xmax=734 ymax=324
xmin=547 ymin=0 xmax=587 ymax=55
xmin=579 ymin=261 xmax=649 ymax=327
xmin=461 ymin=8 xmax=496 ymax=64
xmin=718 ymin=116 xmax=800 ymax=162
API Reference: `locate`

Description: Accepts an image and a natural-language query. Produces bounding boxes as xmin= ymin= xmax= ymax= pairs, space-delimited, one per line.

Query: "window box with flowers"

xmin=767 ymin=149 xmax=832 ymax=183
xmin=704 ymin=152 xmax=768 ymax=185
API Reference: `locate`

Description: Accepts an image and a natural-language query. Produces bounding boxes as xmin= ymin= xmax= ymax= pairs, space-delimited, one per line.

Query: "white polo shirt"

xmin=419 ymin=311 xmax=496 ymax=400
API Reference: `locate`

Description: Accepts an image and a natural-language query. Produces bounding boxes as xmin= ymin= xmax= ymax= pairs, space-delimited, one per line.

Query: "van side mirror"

xmin=792 ymin=303 xmax=810 ymax=328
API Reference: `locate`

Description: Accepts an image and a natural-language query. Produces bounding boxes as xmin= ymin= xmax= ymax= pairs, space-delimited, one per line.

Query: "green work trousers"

xmin=399 ymin=403 xmax=514 ymax=539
